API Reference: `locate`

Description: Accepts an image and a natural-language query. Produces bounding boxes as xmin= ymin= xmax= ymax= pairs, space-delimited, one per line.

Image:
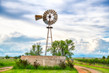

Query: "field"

xmin=74 ymin=58 xmax=109 ymax=73
xmin=75 ymin=58 xmax=109 ymax=65
xmin=2 ymin=69 xmax=77 ymax=73
xmin=0 ymin=59 xmax=16 ymax=68
xmin=0 ymin=59 xmax=78 ymax=73
xmin=0 ymin=58 xmax=109 ymax=73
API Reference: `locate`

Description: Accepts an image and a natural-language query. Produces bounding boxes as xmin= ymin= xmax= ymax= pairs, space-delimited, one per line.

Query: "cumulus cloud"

xmin=0 ymin=0 xmax=109 ymax=57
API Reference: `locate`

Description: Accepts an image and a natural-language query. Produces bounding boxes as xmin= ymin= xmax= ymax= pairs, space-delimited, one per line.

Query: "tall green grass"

xmin=0 ymin=59 xmax=17 ymax=68
xmin=75 ymin=63 xmax=109 ymax=73
xmin=75 ymin=58 xmax=109 ymax=65
xmin=74 ymin=60 xmax=109 ymax=73
xmin=74 ymin=59 xmax=109 ymax=68
xmin=13 ymin=59 xmax=74 ymax=70
xmin=0 ymin=59 xmax=78 ymax=73
xmin=2 ymin=69 xmax=78 ymax=73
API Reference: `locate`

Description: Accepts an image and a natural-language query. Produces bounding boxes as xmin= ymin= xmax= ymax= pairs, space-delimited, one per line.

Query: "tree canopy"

xmin=5 ymin=55 xmax=10 ymax=59
xmin=102 ymin=56 xmax=106 ymax=59
xmin=47 ymin=39 xmax=75 ymax=58
xmin=25 ymin=43 xmax=42 ymax=56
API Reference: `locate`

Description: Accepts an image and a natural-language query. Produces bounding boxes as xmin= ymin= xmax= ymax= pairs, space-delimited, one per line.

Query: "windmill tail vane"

xmin=35 ymin=15 xmax=43 ymax=20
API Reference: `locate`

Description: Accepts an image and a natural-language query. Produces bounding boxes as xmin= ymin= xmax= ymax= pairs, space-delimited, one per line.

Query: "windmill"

xmin=35 ymin=9 xmax=58 ymax=55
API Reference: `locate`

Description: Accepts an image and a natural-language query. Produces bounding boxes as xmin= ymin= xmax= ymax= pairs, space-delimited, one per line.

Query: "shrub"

xmin=13 ymin=59 xmax=35 ymax=69
xmin=59 ymin=60 xmax=66 ymax=69
xmin=34 ymin=60 xmax=40 ymax=69
xmin=0 ymin=63 xmax=4 ymax=66
xmin=13 ymin=59 xmax=74 ymax=70
xmin=66 ymin=59 xmax=74 ymax=69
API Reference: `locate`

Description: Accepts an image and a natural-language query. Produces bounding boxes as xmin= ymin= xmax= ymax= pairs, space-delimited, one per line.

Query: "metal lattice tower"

xmin=35 ymin=9 xmax=58 ymax=56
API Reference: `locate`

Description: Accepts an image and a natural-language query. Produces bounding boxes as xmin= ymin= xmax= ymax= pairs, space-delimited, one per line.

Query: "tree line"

xmin=75 ymin=56 xmax=109 ymax=65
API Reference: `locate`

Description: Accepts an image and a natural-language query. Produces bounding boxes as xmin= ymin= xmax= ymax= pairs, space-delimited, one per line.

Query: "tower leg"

xmin=50 ymin=28 xmax=53 ymax=43
xmin=45 ymin=26 xmax=53 ymax=56
xmin=45 ymin=28 xmax=49 ymax=56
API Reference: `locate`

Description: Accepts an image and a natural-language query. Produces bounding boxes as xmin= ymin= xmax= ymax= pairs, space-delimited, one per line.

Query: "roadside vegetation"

xmin=0 ymin=55 xmax=20 ymax=68
xmin=74 ymin=62 xmax=109 ymax=73
xmin=13 ymin=59 xmax=74 ymax=70
xmin=2 ymin=69 xmax=78 ymax=73
xmin=75 ymin=56 xmax=109 ymax=65
xmin=0 ymin=58 xmax=78 ymax=73
xmin=74 ymin=56 xmax=109 ymax=73
xmin=0 ymin=59 xmax=16 ymax=68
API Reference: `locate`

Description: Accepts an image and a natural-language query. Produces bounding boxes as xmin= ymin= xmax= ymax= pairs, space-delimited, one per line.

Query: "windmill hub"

xmin=48 ymin=15 xmax=51 ymax=19
xmin=43 ymin=9 xmax=58 ymax=25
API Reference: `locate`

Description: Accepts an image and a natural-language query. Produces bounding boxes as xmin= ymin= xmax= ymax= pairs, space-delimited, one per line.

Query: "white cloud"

xmin=0 ymin=17 xmax=46 ymax=38
xmin=0 ymin=48 xmax=4 ymax=52
xmin=0 ymin=0 xmax=109 ymax=57
xmin=102 ymin=38 xmax=109 ymax=42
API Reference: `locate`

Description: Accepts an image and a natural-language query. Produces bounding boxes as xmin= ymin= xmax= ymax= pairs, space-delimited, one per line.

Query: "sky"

xmin=0 ymin=0 xmax=109 ymax=58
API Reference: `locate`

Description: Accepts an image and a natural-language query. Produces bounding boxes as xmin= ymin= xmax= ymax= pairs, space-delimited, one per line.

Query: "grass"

xmin=0 ymin=59 xmax=17 ymax=68
xmin=75 ymin=60 xmax=109 ymax=68
xmin=93 ymin=63 xmax=109 ymax=68
xmin=0 ymin=59 xmax=78 ymax=73
xmin=1 ymin=69 xmax=78 ymax=73
xmin=74 ymin=60 xmax=109 ymax=73
xmin=13 ymin=59 xmax=73 ymax=70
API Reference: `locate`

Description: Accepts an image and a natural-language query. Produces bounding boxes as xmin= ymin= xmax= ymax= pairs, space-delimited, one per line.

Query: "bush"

xmin=13 ymin=59 xmax=35 ymax=69
xmin=34 ymin=60 xmax=40 ymax=69
xmin=67 ymin=59 xmax=74 ymax=69
xmin=59 ymin=59 xmax=74 ymax=70
xmin=59 ymin=60 xmax=66 ymax=69
xmin=13 ymin=59 xmax=74 ymax=70
xmin=0 ymin=63 xmax=4 ymax=66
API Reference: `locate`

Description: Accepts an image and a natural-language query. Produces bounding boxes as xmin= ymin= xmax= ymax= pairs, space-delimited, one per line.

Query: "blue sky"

xmin=0 ymin=0 xmax=109 ymax=57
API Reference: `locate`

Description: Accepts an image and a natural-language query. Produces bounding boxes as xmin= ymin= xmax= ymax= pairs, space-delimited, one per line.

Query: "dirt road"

xmin=0 ymin=66 xmax=102 ymax=73
xmin=74 ymin=65 xmax=102 ymax=73
xmin=0 ymin=66 xmax=13 ymax=72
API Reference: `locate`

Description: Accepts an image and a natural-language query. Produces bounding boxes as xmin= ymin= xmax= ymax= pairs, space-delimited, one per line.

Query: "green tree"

xmin=102 ymin=56 xmax=106 ymax=59
xmin=25 ymin=52 xmax=29 ymax=55
xmin=107 ymin=55 xmax=109 ymax=59
xmin=47 ymin=39 xmax=75 ymax=58
xmin=14 ymin=56 xmax=18 ymax=59
xmin=47 ymin=41 xmax=60 ymax=56
xmin=25 ymin=43 xmax=43 ymax=56
xmin=5 ymin=55 xmax=10 ymax=59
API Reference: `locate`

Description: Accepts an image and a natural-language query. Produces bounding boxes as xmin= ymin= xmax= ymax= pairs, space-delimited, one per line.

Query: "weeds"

xmin=13 ymin=59 xmax=74 ymax=70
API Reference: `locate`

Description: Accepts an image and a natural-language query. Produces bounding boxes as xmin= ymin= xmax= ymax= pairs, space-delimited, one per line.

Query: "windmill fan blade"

xmin=35 ymin=15 xmax=42 ymax=20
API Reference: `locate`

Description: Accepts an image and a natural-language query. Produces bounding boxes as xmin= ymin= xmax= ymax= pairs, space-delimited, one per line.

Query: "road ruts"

xmin=0 ymin=66 xmax=13 ymax=72
xmin=74 ymin=65 xmax=101 ymax=73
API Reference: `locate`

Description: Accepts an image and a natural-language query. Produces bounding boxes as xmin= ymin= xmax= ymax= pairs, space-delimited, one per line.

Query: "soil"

xmin=0 ymin=66 xmax=13 ymax=72
xmin=74 ymin=65 xmax=101 ymax=73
